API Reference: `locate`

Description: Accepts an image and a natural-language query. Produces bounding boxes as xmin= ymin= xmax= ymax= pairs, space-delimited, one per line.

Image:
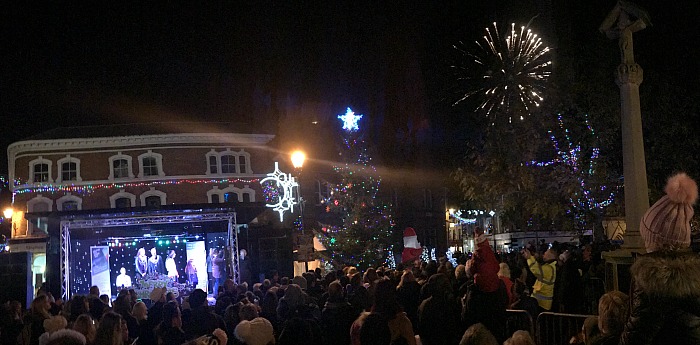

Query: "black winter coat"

xmin=619 ymin=250 xmax=700 ymax=345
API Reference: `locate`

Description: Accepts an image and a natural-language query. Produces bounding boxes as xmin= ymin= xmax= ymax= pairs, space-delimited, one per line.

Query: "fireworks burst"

xmin=452 ymin=22 xmax=552 ymax=123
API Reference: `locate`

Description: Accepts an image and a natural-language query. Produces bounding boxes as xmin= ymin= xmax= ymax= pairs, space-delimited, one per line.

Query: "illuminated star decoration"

xmin=338 ymin=107 xmax=363 ymax=132
xmin=261 ymin=162 xmax=299 ymax=222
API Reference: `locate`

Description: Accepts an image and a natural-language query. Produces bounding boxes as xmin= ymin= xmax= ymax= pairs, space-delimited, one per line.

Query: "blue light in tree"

xmin=338 ymin=107 xmax=363 ymax=132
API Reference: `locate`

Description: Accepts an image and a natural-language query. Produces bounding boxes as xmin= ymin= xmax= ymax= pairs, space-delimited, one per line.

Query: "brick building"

xmin=6 ymin=123 xmax=294 ymax=299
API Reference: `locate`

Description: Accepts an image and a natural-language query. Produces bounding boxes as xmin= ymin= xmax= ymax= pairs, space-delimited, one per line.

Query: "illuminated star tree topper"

xmin=338 ymin=107 xmax=363 ymax=132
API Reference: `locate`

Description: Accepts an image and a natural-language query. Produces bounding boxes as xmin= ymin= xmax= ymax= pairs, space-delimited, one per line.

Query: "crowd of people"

xmin=0 ymin=173 xmax=699 ymax=345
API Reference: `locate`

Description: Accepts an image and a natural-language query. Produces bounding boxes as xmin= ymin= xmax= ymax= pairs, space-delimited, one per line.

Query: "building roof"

xmin=24 ymin=122 xmax=274 ymax=141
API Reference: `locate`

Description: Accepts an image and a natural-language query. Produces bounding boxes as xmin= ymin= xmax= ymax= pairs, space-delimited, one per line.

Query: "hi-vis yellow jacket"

xmin=527 ymin=256 xmax=557 ymax=311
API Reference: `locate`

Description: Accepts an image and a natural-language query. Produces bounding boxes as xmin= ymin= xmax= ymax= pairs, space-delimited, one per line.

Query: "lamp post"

xmin=291 ymin=150 xmax=308 ymax=271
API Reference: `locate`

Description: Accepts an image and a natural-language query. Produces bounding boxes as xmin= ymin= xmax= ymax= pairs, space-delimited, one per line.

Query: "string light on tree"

xmin=452 ymin=22 xmax=552 ymax=123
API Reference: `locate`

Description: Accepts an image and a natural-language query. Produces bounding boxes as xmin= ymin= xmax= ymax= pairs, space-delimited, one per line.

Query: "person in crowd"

xmin=165 ymin=250 xmax=179 ymax=280
xmin=234 ymin=303 xmax=275 ymax=345
xmin=522 ymin=246 xmax=557 ymax=313
xmin=155 ymin=301 xmax=186 ymax=345
xmin=320 ymin=281 xmax=356 ymax=345
xmin=38 ymin=315 xmax=68 ymax=345
xmin=509 ymin=280 xmax=539 ymax=321
xmin=277 ymin=317 xmax=322 ymax=345
xmin=88 ymin=287 xmax=100 ymax=299
xmin=131 ymin=302 xmax=147 ymax=322
xmin=211 ymin=249 xmax=226 ymax=296
xmin=620 ymin=173 xmax=700 ymax=345
xmin=347 ymin=272 xmax=370 ymax=314
xmin=277 ymin=284 xmax=318 ymax=324
xmin=583 ymin=291 xmax=629 ymax=345
xmin=350 ymin=278 xmax=416 ymax=345
xmin=69 ymin=296 xmax=89 ymax=325
xmin=358 ymin=312 xmax=391 ymax=345
xmin=239 ymin=249 xmax=253 ymax=285
xmin=185 ymin=259 xmax=198 ymax=288
xmin=87 ymin=297 xmax=105 ymax=323
xmin=463 ymin=228 xmax=508 ymax=343
xmin=93 ymin=312 xmax=123 ymax=345
xmin=0 ymin=300 xmax=24 ymax=345
xmin=259 ymin=289 xmax=280 ymax=333
xmin=22 ymin=295 xmax=52 ymax=345
xmin=135 ymin=248 xmax=148 ymax=277
xmin=183 ymin=289 xmax=226 ymax=339
xmin=112 ymin=295 xmax=138 ymax=341
xmin=39 ymin=329 xmax=87 ymax=345
xmin=459 ymin=323 xmax=498 ymax=345
xmin=497 ymin=263 xmax=514 ymax=305
xmin=71 ymin=314 xmax=95 ymax=345
xmin=554 ymin=249 xmax=584 ymax=314
xmin=396 ymin=270 xmax=421 ymax=333
xmin=116 ymin=267 xmax=132 ymax=289
xmin=418 ymin=273 xmax=462 ymax=345
xmin=503 ymin=330 xmax=536 ymax=345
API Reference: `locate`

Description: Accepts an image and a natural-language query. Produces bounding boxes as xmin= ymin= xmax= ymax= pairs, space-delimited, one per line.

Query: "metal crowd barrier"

xmin=583 ymin=277 xmax=605 ymax=315
xmin=505 ymin=309 xmax=535 ymax=337
xmin=536 ymin=312 xmax=593 ymax=345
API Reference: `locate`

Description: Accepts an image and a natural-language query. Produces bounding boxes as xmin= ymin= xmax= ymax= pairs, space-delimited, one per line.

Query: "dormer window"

xmin=57 ymin=156 xmax=82 ymax=183
xmin=29 ymin=157 xmax=53 ymax=184
xmin=137 ymin=151 xmax=164 ymax=178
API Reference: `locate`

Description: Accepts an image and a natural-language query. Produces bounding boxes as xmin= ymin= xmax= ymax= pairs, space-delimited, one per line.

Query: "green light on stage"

xmin=330 ymin=237 xmax=336 ymax=244
xmin=158 ymin=240 xmax=163 ymax=245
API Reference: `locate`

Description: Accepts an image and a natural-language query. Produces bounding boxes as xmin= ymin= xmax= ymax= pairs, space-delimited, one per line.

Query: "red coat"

xmin=469 ymin=239 xmax=500 ymax=293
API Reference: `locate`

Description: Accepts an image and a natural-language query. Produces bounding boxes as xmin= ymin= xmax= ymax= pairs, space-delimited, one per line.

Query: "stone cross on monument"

xmin=599 ymin=1 xmax=651 ymax=291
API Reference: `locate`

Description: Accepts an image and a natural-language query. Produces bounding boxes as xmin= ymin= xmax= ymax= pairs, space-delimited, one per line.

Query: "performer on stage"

xmin=148 ymin=247 xmax=165 ymax=275
xmin=135 ymin=248 xmax=148 ymax=277
xmin=165 ymin=250 xmax=179 ymax=280
xmin=116 ymin=267 xmax=132 ymax=288
xmin=185 ymin=259 xmax=198 ymax=288
xmin=211 ymin=249 xmax=226 ymax=295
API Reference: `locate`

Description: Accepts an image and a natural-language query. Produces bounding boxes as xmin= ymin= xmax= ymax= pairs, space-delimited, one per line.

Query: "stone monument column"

xmin=599 ymin=1 xmax=651 ymax=291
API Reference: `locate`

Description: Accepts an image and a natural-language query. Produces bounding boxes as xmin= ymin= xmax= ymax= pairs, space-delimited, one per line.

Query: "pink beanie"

xmin=640 ymin=173 xmax=698 ymax=252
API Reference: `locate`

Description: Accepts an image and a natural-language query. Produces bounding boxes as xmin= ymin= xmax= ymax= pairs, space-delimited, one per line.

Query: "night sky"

xmin=3 ymin=1 xmax=699 ymax=174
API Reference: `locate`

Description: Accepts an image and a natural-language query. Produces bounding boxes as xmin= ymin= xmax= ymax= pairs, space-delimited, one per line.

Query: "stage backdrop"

xmin=186 ymin=241 xmax=208 ymax=291
xmin=90 ymin=246 xmax=111 ymax=299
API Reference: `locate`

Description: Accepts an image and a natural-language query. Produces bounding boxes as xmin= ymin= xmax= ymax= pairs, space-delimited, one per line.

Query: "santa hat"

xmin=640 ymin=173 xmax=698 ymax=252
xmin=403 ymin=227 xmax=421 ymax=249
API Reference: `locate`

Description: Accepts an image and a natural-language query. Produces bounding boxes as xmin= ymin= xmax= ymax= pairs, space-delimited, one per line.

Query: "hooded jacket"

xmin=619 ymin=250 xmax=700 ymax=345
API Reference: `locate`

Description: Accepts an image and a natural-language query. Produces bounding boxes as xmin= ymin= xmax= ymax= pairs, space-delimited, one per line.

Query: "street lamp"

xmin=291 ymin=150 xmax=310 ymax=272
xmin=3 ymin=208 xmax=13 ymax=220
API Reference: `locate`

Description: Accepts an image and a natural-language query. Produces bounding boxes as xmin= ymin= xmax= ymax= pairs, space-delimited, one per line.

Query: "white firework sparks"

xmin=453 ymin=22 xmax=552 ymax=123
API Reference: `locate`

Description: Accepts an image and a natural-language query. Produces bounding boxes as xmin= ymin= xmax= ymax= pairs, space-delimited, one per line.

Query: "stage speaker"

xmin=0 ymin=252 xmax=33 ymax=309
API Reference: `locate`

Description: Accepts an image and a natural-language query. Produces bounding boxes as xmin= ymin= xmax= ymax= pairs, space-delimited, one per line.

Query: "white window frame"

xmin=57 ymin=194 xmax=83 ymax=211
xmin=29 ymin=157 xmax=53 ymax=184
xmin=207 ymin=186 xmax=222 ymax=203
xmin=205 ymin=150 xmax=219 ymax=175
xmin=140 ymin=187 xmax=167 ymax=206
xmin=110 ymin=190 xmax=137 ymax=208
xmin=27 ymin=195 xmax=53 ymax=213
xmin=208 ymin=149 xmax=253 ymax=175
xmin=56 ymin=155 xmax=82 ymax=183
xmin=109 ymin=153 xmax=135 ymax=180
xmin=137 ymin=150 xmax=165 ymax=178
xmin=240 ymin=184 xmax=256 ymax=202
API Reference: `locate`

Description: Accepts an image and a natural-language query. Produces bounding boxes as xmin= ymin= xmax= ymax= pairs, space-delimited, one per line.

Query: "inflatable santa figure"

xmin=402 ymin=227 xmax=423 ymax=263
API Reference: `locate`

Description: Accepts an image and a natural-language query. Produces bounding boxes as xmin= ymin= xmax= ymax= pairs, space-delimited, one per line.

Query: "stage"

xmin=36 ymin=203 xmax=266 ymax=299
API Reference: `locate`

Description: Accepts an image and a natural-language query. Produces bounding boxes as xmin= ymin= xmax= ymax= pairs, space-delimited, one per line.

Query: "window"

xmin=137 ymin=151 xmax=164 ymax=178
xmin=221 ymin=154 xmax=236 ymax=174
xmin=57 ymin=194 xmax=82 ymax=211
xmin=34 ymin=163 xmax=50 ymax=182
xmin=139 ymin=187 xmax=166 ymax=207
xmin=142 ymin=157 xmax=158 ymax=176
xmin=207 ymin=149 xmax=253 ymax=175
xmin=27 ymin=195 xmax=53 ymax=235
xmin=109 ymin=153 xmax=134 ymax=180
xmin=57 ymin=156 xmax=81 ymax=183
xmin=61 ymin=162 xmax=77 ymax=181
xmin=144 ymin=196 xmax=162 ymax=208
xmin=115 ymin=198 xmax=132 ymax=208
xmin=224 ymin=192 xmax=238 ymax=203
xmin=211 ymin=194 xmax=220 ymax=203
xmin=29 ymin=157 xmax=52 ymax=183
xmin=113 ymin=159 xmax=129 ymax=178
xmin=110 ymin=190 xmax=136 ymax=208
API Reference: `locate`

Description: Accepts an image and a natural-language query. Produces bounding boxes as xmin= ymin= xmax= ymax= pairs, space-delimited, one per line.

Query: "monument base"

xmin=602 ymin=247 xmax=643 ymax=293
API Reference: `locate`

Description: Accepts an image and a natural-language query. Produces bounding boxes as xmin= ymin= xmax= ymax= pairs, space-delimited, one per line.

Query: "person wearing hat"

xmin=620 ymin=173 xmax=700 ymax=345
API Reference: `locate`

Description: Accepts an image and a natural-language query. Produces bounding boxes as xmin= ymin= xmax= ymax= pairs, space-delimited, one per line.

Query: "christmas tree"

xmin=317 ymin=108 xmax=394 ymax=270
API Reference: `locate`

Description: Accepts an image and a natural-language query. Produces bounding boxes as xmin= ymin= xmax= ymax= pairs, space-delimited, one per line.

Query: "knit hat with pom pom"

xmin=640 ymin=173 xmax=698 ymax=253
